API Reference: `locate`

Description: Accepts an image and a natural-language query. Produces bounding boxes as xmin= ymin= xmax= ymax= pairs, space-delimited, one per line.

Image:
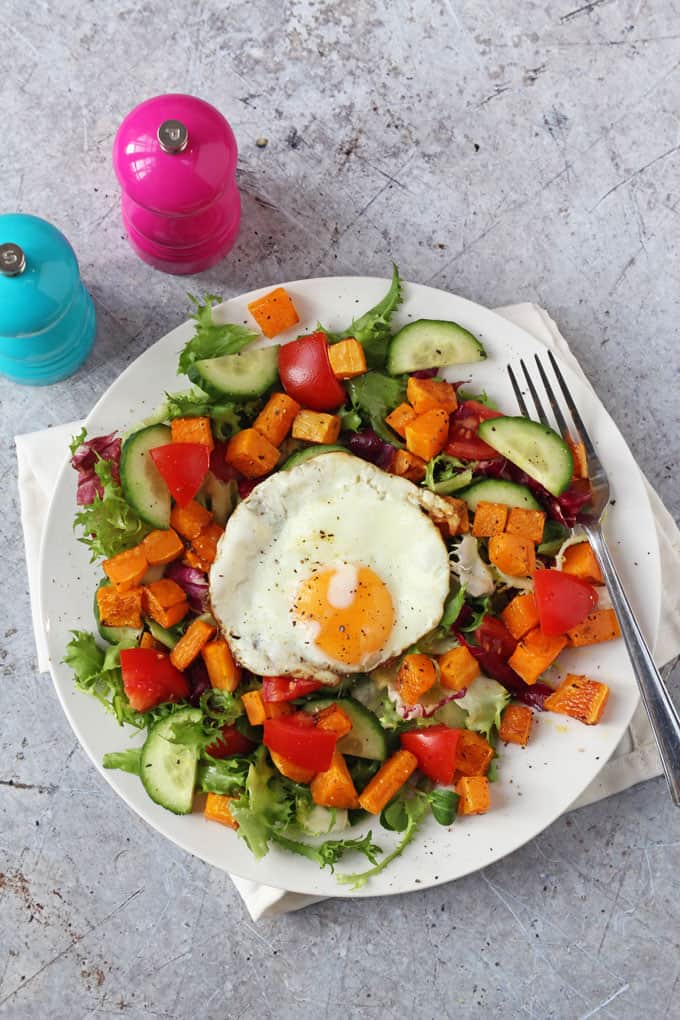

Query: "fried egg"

xmin=209 ymin=453 xmax=450 ymax=682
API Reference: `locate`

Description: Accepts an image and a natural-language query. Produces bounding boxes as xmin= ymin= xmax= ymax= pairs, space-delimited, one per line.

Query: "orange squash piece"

xmin=311 ymin=750 xmax=360 ymax=808
xmin=269 ymin=749 xmax=315 ymax=784
xmin=103 ymin=545 xmax=148 ymax=592
xmin=204 ymin=793 xmax=239 ymax=829
xmin=96 ymin=586 xmax=143 ymax=629
xmin=291 ymin=410 xmax=341 ymax=445
xmin=501 ymin=592 xmax=540 ymax=640
xmin=170 ymin=416 xmax=214 ymax=450
xmin=170 ymin=499 xmax=213 ymax=540
xmin=183 ymin=548 xmax=211 ymax=573
xmin=358 ymin=750 xmax=418 ymax=815
xmin=567 ymin=609 xmax=621 ymax=647
xmin=143 ymin=579 xmax=189 ymax=629
xmin=567 ymin=436 xmax=588 ymax=479
xmin=241 ymin=689 xmax=292 ymax=725
xmin=201 ymin=638 xmax=241 ymax=692
xmin=544 ymin=674 xmax=610 ymax=725
xmin=499 ymin=704 xmax=533 ymax=746
xmin=225 ymin=428 xmax=280 ymax=479
xmin=505 ymin=507 xmax=546 ymax=543
xmin=456 ymin=775 xmax=490 ymax=816
xmin=247 ymin=286 xmax=300 ymax=338
xmin=385 ymin=402 xmax=417 ymax=439
xmin=471 ymin=501 xmax=508 ymax=537
xmin=488 ymin=533 xmax=536 ymax=577
xmin=455 ymin=730 xmax=494 ymax=777
xmin=396 ymin=653 xmax=438 ymax=706
xmin=170 ymin=618 xmax=216 ymax=671
xmin=438 ymin=645 xmax=480 ymax=691
xmin=562 ymin=542 xmax=604 ymax=585
xmin=141 ymin=528 xmax=185 ymax=566
xmin=391 ymin=449 xmax=427 ymax=482
xmin=253 ymin=392 xmax=301 ymax=447
xmin=404 ymin=408 xmax=449 ymax=461
xmin=328 ymin=338 xmax=367 ymax=379
xmin=406 ymin=376 xmax=458 ymax=415
xmin=314 ymin=704 xmax=353 ymax=739
xmin=191 ymin=521 xmax=224 ymax=567
xmin=508 ymin=627 xmax=567 ymax=685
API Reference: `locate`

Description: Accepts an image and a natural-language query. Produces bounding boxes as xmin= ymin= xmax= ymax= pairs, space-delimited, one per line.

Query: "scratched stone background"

xmin=1 ymin=0 xmax=680 ymax=1017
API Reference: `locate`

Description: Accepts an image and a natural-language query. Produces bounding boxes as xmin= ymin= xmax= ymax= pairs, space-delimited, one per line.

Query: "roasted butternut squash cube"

xmin=505 ymin=507 xmax=546 ymax=543
xmin=143 ymin=579 xmax=189 ymax=629
xmin=358 ymin=750 xmax=418 ymax=815
xmin=247 ymin=286 xmax=300 ymax=338
xmin=311 ymin=750 xmax=360 ymax=808
xmin=385 ymin=402 xmax=417 ymax=439
xmin=562 ymin=542 xmax=604 ymax=585
xmin=314 ymin=703 xmax=353 ymax=738
xmin=391 ymin=449 xmax=427 ymax=482
xmin=96 ymin=586 xmax=143 ymax=629
xmin=291 ymin=410 xmax=341 ymax=445
xmin=488 ymin=533 xmax=536 ymax=577
xmin=407 ymin=376 xmax=458 ymax=414
xmin=508 ymin=627 xmax=567 ymax=685
xmin=396 ymin=653 xmax=438 ymax=705
xmin=226 ymin=428 xmax=280 ymax=478
xmin=438 ymin=645 xmax=480 ymax=691
xmin=544 ymin=674 xmax=609 ymax=725
xmin=253 ymin=392 xmax=301 ymax=447
xmin=567 ymin=609 xmax=621 ymax=647
xmin=103 ymin=545 xmax=148 ymax=592
xmin=404 ymin=408 xmax=449 ymax=461
xmin=170 ymin=618 xmax=216 ymax=671
xmin=141 ymin=528 xmax=185 ymax=566
xmin=328 ymin=338 xmax=367 ymax=379
xmin=201 ymin=638 xmax=241 ymax=692
xmin=170 ymin=499 xmax=213 ymax=540
xmin=471 ymin=501 xmax=508 ymax=537
xmin=191 ymin=521 xmax=224 ymax=567
xmin=270 ymin=749 xmax=315 ymax=784
xmin=456 ymin=775 xmax=490 ymax=815
xmin=455 ymin=730 xmax=494 ymax=777
xmin=204 ymin=793 xmax=239 ymax=829
xmin=170 ymin=416 xmax=214 ymax=450
xmin=499 ymin=704 xmax=533 ymax=746
xmin=501 ymin=592 xmax=540 ymax=640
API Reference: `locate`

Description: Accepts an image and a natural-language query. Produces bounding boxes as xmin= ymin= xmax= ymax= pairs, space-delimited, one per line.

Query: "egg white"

xmin=209 ymin=453 xmax=450 ymax=682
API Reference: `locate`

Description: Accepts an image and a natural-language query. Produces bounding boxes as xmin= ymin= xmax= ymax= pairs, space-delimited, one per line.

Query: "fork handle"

xmin=585 ymin=523 xmax=680 ymax=806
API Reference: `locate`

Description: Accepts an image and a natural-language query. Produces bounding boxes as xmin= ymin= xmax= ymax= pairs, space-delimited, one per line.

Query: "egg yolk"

xmin=292 ymin=563 xmax=394 ymax=666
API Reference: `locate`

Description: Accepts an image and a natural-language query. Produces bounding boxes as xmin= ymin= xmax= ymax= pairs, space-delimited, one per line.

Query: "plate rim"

xmin=39 ymin=274 xmax=661 ymax=897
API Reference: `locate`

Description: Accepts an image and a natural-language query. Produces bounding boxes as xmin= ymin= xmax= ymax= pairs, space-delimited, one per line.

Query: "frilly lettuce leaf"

xmin=458 ymin=677 xmax=510 ymax=740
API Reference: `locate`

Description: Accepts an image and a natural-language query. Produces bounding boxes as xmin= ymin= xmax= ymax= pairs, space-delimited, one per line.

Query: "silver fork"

xmin=508 ymin=351 xmax=680 ymax=805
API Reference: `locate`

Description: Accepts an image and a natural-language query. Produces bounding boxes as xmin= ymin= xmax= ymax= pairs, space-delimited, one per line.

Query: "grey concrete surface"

xmin=2 ymin=1 xmax=680 ymax=1017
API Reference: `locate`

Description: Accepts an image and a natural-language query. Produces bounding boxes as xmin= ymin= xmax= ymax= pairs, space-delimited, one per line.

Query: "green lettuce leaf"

xmin=102 ymin=749 xmax=142 ymax=775
xmin=337 ymin=793 xmax=430 ymax=890
xmin=456 ymin=388 xmax=498 ymax=408
xmin=272 ymin=830 xmax=381 ymax=871
xmin=428 ymin=788 xmax=459 ymax=825
xmin=457 ymin=678 xmax=510 ymax=740
xmin=346 ymin=371 xmax=406 ymax=444
xmin=230 ymin=748 xmax=294 ymax=859
xmin=438 ymin=583 xmax=466 ymax=632
xmin=178 ymin=295 xmax=259 ymax=377
xmin=196 ymin=757 xmax=251 ymax=795
xmin=164 ymin=388 xmax=264 ymax=441
xmin=324 ymin=264 xmax=403 ymax=369
xmin=423 ymin=454 xmax=473 ymax=495
xmin=73 ymin=459 xmax=152 ymax=561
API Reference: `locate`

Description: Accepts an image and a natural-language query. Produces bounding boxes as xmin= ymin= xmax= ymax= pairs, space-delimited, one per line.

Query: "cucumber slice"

xmin=387 ymin=319 xmax=486 ymax=375
xmin=478 ymin=417 xmax=574 ymax=497
xmin=119 ymin=424 xmax=172 ymax=528
xmin=147 ymin=618 xmax=182 ymax=649
xmin=303 ymin=697 xmax=387 ymax=761
xmin=140 ymin=708 xmax=202 ymax=814
xmin=281 ymin=444 xmax=347 ymax=470
xmin=459 ymin=478 xmax=542 ymax=511
xmin=94 ymin=582 xmax=143 ymax=646
xmin=189 ymin=346 xmax=279 ymax=399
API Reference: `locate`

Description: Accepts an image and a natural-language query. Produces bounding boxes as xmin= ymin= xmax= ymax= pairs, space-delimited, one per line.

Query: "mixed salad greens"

xmin=65 ymin=268 xmax=619 ymax=887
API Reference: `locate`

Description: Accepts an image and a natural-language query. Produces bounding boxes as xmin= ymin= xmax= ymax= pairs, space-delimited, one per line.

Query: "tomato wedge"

xmin=475 ymin=615 xmax=517 ymax=660
xmin=278 ymin=332 xmax=346 ymax=411
xmin=263 ymin=714 xmax=338 ymax=771
xmin=533 ymin=569 xmax=598 ymax=635
xmin=400 ymin=725 xmax=461 ymax=785
xmin=446 ymin=400 xmax=503 ymax=461
xmin=150 ymin=443 xmax=210 ymax=507
xmin=261 ymin=675 xmax=325 ymax=703
xmin=206 ymin=724 xmax=256 ymax=758
xmin=120 ymin=648 xmax=189 ymax=713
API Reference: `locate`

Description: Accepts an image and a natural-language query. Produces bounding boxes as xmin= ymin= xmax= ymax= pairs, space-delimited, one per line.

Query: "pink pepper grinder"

xmin=113 ymin=93 xmax=241 ymax=275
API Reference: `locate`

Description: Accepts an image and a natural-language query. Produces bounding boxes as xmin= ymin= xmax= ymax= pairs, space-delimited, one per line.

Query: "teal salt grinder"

xmin=0 ymin=214 xmax=95 ymax=385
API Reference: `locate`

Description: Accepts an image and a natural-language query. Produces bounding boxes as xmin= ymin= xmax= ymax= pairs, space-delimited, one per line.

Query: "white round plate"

xmin=40 ymin=277 xmax=660 ymax=897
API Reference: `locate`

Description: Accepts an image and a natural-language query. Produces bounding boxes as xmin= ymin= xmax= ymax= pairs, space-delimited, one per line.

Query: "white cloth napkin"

xmin=16 ymin=303 xmax=680 ymax=921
